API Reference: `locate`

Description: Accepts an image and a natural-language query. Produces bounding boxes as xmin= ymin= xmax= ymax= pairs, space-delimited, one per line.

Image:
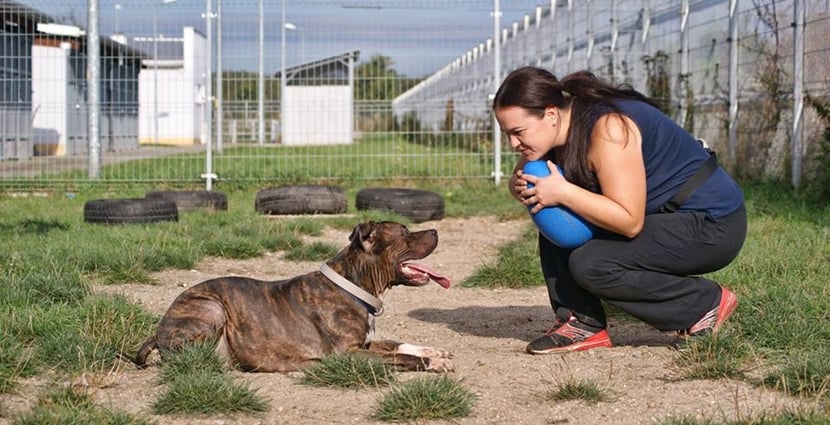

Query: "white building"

xmin=28 ymin=23 xmax=143 ymax=157
xmin=278 ymin=51 xmax=358 ymax=146
xmin=137 ymin=27 xmax=207 ymax=146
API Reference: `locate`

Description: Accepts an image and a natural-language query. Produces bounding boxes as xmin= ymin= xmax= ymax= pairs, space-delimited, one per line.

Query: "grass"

xmin=11 ymin=386 xmax=153 ymax=425
xmin=158 ymin=341 xmax=228 ymax=381
xmin=372 ymin=376 xmax=477 ymax=421
xmin=299 ymin=352 xmax=397 ymax=389
xmin=656 ymin=409 xmax=830 ymax=425
xmin=761 ymin=350 xmax=830 ymax=397
xmin=283 ymin=241 xmax=341 ymax=261
xmin=153 ymin=342 xmax=269 ymax=416
xmin=0 ymin=292 xmax=158 ymax=378
xmin=153 ymin=371 xmax=269 ymax=416
xmin=32 ymin=136 xmax=514 ymax=190
xmin=1 ymin=142 xmax=829 ymax=423
xmin=546 ymin=377 xmax=613 ymax=404
xmin=673 ymin=332 xmax=749 ymax=380
xmin=461 ymin=224 xmax=542 ymax=288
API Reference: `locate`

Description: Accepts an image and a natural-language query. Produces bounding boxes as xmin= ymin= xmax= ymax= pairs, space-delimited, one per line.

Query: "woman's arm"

xmin=523 ymin=113 xmax=646 ymax=238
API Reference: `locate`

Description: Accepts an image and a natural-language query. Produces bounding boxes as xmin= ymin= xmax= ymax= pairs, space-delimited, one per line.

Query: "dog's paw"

xmin=421 ymin=347 xmax=452 ymax=360
xmin=397 ymin=343 xmax=452 ymax=359
xmin=426 ymin=357 xmax=454 ymax=373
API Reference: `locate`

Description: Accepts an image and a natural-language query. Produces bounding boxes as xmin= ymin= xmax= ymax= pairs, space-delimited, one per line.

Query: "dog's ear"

xmin=349 ymin=221 xmax=378 ymax=251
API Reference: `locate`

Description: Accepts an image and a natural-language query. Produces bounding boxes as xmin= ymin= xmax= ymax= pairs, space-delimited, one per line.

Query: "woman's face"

xmin=495 ymin=105 xmax=560 ymax=161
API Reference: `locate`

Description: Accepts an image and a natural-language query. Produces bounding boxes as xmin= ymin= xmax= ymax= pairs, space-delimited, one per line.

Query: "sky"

xmin=21 ymin=0 xmax=547 ymax=77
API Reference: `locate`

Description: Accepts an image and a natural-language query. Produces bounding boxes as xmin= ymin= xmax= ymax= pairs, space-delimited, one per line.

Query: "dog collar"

xmin=319 ymin=263 xmax=383 ymax=316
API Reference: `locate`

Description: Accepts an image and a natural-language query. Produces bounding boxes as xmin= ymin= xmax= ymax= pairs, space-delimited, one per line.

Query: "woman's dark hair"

xmin=493 ymin=67 xmax=659 ymax=189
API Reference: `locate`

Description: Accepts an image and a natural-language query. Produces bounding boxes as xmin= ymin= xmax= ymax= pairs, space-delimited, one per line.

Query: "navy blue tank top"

xmin=595 ymin=100 xmax=743 ymax=218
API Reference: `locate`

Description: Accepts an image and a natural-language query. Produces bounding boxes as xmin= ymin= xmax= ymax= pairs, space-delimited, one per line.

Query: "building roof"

xmin=1 ymin=0 xmax=145 ymax=59
xmin=130 ymin=36 xmax=183 ymax=63
xmin=275 ymin=50 xmax=360 ymax=86
xmin=1 ymin=0 xmax=54 ymax=31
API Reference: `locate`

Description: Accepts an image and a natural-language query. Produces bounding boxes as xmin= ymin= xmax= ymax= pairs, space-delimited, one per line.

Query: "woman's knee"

xmin=568 ymin=246 xmax=620 ymax=291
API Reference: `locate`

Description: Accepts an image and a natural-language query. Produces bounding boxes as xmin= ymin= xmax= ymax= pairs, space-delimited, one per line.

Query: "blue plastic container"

xmin=522 ymin=160 xmax=596 ymax=249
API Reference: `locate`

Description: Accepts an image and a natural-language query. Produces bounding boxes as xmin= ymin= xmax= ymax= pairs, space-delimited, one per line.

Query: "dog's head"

xmin=335 ymin=221 xmax=451 ymax=295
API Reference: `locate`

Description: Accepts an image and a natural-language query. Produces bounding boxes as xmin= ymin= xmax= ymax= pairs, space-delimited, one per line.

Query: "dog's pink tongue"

xmin=407 ymin=263 xmax=452 ymax=288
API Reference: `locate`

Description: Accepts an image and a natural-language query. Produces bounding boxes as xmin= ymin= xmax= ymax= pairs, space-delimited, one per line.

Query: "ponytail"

xmin=563 ymin=72 xmax=652 ymax=188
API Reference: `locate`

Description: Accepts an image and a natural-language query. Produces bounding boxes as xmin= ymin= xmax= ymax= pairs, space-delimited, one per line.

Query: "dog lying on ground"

xmin=122 ymin=221 xmax=453 ymax=373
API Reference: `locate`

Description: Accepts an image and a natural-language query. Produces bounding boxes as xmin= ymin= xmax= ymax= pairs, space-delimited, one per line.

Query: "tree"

xmin=354 ymin=55 xmax=420 ymax=101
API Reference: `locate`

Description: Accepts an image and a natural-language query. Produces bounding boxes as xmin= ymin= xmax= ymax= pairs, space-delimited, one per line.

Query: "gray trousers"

xmin=539 ymin=205 xmax=747 ymax=332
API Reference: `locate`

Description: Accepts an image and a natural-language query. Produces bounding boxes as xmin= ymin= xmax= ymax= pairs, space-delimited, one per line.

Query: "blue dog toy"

xmin=522 ymin=160 xmax=595 ymax=249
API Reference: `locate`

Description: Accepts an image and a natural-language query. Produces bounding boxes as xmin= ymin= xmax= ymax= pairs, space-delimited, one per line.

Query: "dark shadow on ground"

xmin=409 ymin=305 xmax=680 ymax=348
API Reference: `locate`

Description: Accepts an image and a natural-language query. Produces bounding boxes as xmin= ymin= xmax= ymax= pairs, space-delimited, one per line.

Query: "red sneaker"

xmin=526 ymin=316 xmax=612 ymax=354
xmin=683 ymin=287 xmax=738 ymax=336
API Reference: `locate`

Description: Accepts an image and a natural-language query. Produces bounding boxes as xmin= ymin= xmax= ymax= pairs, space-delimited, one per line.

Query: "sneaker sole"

xmin=526 ymin=333 xmax=613 ymax=355
xmin=712 ymin=288 xmax=738 ymax=334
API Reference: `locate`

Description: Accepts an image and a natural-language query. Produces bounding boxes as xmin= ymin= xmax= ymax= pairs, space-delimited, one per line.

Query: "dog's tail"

xmin=113 ymin=336 xmax=157 ymax=369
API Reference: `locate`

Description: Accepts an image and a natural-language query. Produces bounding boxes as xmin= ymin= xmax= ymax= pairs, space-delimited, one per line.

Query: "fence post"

xmin=728 ymin=0 xmax=739 ymax=163
xmin=202 ymin=0 xmax=217 ymax=191
xmin=610 ymin=0 xmax=618 ymax=83
xmin=216 ymin=0 xmax=223 ymax=154
xmin=87 ymin=0 xmax=101 ymax=179
xmin=642 ymin=0 xmax=650 ymax=45
xmin=549 ymin=0 xmax=558 ymax=71
xmin=567 ymin=0 xmax=574 ymax=72
xmin=257 ymin=0 xmax=265 ymax=146
xmin=535 ymin=6 xmax=542 ymax=67
xmin=586 ymin=0 xmax=594 ymax=70
xmin=0 ymin=110 xmax=4 ymax=160
xmin=678 ymin=0 xmax=689 ymax=127
xmin=492 ymin=0 xmax=502 ymax=185
xmin=792 ymin=0 xmax=805 ymax=188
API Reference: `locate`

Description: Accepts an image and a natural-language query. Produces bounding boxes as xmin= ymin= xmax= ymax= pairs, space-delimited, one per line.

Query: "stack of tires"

xmin=84 ymin=190 xmax=227 ymax=225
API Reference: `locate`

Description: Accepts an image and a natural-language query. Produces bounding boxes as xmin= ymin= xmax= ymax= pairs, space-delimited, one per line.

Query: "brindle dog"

xmin=125 ymin=221 xmax=453 ymax=373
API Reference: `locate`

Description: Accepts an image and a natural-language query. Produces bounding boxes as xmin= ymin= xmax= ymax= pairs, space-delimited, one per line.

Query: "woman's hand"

xmin=508 ymin=157 xmax=529 ymax=202
xmin=509 ymin=168 xmax=527 ymax=202
xmin=520 ymin=160 xmax=569 ymax=214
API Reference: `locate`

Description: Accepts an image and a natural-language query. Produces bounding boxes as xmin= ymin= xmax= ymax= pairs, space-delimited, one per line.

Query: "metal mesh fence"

xmin=1 ymin=0 xmax=828 ymax=190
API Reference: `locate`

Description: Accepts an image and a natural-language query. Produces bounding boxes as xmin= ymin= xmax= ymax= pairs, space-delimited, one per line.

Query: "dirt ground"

xmin=0 ymin=216 xmax=813 ymax=425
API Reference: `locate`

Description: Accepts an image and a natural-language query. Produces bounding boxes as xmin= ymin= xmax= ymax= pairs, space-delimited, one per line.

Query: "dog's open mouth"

xmin=400 ymin=263 xmax=452 ymax=288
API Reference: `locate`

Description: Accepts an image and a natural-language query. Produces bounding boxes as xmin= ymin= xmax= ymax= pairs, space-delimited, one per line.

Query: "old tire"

xmin=355 ymin=188 xmax=444 ymax=223
xmin=84 ymin=198 xmax=178 ymax=224
xmin=255 ymin=185 xmax=347 ymax=215
xmin=145 ymin=190 xmax=228 ymax=212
